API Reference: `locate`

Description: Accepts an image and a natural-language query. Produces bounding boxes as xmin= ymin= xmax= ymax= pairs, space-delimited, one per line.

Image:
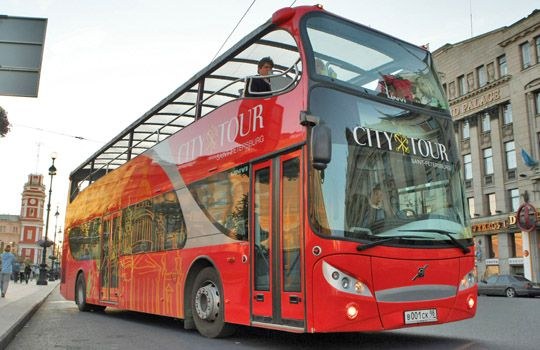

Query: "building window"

xmin=487 ymin=193 xmax=496 ymax=216
xmin=481 ymin=112 xmax=491 ymax=132
xmin=536 ymin=36 xmax=540 ymax=64
xmin=464 ymin=154 xmax=473 ymax=180
xmin=503 ymin=103 xmax=512 ymax=124
xmin=535 ymin=91 xmax=540 ymax=115
xmin=509 ymin=232 xmax=523 ymax=257
xmin=449 ymin=82 xmax=456 ymax=99
xmin=498 ymin=55 xmax=508 ymax=77
xmin=483 ymin=148 xmax=493 ymax=175
xmin=521 ymin=41 xmax=531 ymax=69
xmin=487 ymin=63 xmax=495 ymax=82
xmin=26 ymin=231 xmax=32 ymax=239
xmin=458 ymin=75 xmax=467 ymax=96
xmin=487 ymin=234 xmax=498 ymax=258
xmin=509 ymin=188 xmax=520 ymax=212
xmin=476 ymin=65 xmax=487 ymax=87
xmin=505 ymin=141 xmax=516 ymax=169
xmin=462 ymin=120 xmax=470 ymax=139
xmin=467 ymin=197 xmax=475 ymax=218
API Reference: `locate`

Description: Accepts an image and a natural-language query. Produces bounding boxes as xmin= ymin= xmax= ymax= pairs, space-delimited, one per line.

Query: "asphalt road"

xmin=7 ymin=288 xmax=540 ymax=350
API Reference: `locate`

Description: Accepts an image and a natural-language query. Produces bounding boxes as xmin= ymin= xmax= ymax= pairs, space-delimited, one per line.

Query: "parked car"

xmin=478 ymin=274 xmax=540 ymax=298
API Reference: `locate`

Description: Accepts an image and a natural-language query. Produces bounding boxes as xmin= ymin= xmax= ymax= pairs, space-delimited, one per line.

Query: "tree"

xmin=0 ymin=106 xmax=10 ymax=137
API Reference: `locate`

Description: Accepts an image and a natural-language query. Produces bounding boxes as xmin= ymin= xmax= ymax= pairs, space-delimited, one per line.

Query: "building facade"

xmin=0 ymin=214 xmax=20 ymax=254
xmin=19 ymin=174 xmax=46 ymax=263
xmin=0 ymin=174 xmax=45 ymax=264
xmin=433 ymin=10 xmax=540 ymax=282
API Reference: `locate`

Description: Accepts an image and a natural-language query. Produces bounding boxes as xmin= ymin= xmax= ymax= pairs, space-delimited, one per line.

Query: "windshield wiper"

xmin=399 ymin=229 xmax=470 ymax=254
xmin=356 ymin=235 xmax=419 ymax=252
xmin=357 ymin=237 xmax=397 ymax=251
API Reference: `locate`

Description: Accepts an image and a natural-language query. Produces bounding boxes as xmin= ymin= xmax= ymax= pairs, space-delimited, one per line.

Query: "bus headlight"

xmin=458 ymin=269 xmax=477 ymax=291
xmin=322 ymin=261 xmax=373 ymax=297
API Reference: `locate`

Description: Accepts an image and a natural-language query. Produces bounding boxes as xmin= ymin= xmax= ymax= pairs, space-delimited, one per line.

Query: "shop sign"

xmin=484 ymin=259 xmax=499 ymax=265
xmin=508 ymin=258 xmax=524 ymax=265
xmin=516 ymin=203 xmax=538 ymax=232
xmin=472 ymin=214 xmax=516 ymax=233
xmin=450 ymin=89 xmax=501 ymax=117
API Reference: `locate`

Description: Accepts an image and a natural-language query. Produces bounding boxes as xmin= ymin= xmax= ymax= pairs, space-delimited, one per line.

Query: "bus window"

xmin=309 ymin=87 xmax=469 ymax=240
xmin=282 ymin=157 xmax=301 ymax=292
xmin=254 ymin=167 xmax=271 ymax=291
xmin=153 ymin=191 xmax=186 ymax=250
xmin=189 ymin=165 xmax=249 ymax=240
xmin=122 ymin=200 xmax=153 ymax=254
xmin=304 ymin=14 xmax=448 ymax=111
xmin=68 ymin=219 xmax=100 ymax=260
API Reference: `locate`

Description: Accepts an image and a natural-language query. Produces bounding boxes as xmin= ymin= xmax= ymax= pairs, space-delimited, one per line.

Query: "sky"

xmin=1 ymin=0 xmax=539 ymax=232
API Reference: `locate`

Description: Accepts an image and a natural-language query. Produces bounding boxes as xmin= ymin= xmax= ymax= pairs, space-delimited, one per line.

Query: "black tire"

xmin=75 ymin=274 xmax=91 ymax=311
xmin=505 ymin=287 xmax=516 ymax=298
xmin=191 ymin=267 xmax=235 ymax=338
xmin=75 ymin=274 xmax=107 ymax=312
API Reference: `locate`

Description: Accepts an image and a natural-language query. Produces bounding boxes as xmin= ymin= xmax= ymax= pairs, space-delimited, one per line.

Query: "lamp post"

xmin=37 ymin=153 xmax=57 ymax=285
xmin=48 ymin=207 xmax=60 ymax=281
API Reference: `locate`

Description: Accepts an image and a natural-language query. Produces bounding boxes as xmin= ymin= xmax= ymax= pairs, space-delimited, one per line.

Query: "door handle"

xmin=289 ymin=295 xmax=301 ymax=304
xmin=255 ymin=294 xmax=264 ymax=302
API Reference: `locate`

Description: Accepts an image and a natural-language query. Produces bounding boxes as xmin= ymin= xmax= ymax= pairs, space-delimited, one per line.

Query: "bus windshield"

xmin=309 ymin=87 xmax=471 ymax=243
xmin=303 ymin=13 xmax=448 ymax=111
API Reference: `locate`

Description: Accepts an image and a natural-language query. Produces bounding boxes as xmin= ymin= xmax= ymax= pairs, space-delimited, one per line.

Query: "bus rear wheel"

xmin=75 ymin=274 xmax=106 ymax=312
xmin=75 ymin=274 xmax=91 ymax=311
xmin=191 ymin=267 xmax=235 ymax=338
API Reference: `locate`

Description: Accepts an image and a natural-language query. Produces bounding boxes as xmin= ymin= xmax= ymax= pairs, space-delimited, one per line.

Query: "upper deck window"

xmin=302 ymin=14 xmax=448 ymax=111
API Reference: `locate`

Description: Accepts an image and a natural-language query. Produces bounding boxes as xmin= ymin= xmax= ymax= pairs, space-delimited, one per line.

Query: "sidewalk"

xmin=0 ymin=278 xmax=59 ymax=349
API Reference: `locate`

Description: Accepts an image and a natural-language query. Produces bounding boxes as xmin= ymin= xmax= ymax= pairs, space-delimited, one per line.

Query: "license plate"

xmin=404 ymin=309 xmax=438 ymax=324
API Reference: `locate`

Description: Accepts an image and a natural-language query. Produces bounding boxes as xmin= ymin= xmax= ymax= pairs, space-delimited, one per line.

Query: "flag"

xmin=521 ymin=148 xmax=538 ymax=168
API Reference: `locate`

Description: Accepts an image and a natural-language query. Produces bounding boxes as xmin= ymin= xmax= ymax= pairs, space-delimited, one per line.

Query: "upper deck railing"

xmin=69 ymin=16 xmax=302 ymax=201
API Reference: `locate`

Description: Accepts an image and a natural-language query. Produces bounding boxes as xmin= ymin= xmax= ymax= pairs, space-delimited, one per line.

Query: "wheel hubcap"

xmin=195 ymin=282 xmax=220 ymax=321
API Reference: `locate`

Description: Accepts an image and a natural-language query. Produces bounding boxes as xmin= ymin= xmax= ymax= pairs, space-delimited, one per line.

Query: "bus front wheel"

xmin=191 ymin=267 xmax=235 ymax=338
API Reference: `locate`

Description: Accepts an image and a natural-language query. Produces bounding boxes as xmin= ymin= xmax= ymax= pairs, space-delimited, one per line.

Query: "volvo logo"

xmin=412 ymin=264 xmax=429 ymax=281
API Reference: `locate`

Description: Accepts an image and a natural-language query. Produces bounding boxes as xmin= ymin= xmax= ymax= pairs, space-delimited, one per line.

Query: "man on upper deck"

xmin=245 ymin=57 xmax=274 ymax=97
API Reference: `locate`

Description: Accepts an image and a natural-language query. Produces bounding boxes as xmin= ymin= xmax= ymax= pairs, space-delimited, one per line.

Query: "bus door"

xmin=251 ymin=150 xmax=304 ymax=329
xmin=100 ymin=213 xmax=120 ymax=303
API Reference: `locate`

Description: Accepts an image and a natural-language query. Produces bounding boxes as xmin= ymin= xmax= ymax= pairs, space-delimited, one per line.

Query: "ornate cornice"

xmin=449 ymin=75 xmax=511 ymax=105
xmin=499 ymin=17 xmax=540 ymax=47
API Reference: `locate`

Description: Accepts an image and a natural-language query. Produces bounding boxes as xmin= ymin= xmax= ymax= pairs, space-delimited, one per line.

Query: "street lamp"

xmin=49 ymin=207 xmax=60 ymax=281
xmin=37 ymin=153 xmax=57 ymax=285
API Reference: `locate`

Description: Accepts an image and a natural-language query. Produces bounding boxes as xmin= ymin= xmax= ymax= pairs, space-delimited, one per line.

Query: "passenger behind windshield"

xmin=347 ymin=183 xmax=388 ymax=235
xmin=359 ymin=183 xmax=386 ymax=227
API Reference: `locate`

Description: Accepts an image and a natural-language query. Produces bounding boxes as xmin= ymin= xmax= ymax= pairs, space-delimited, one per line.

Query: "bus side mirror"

xmin=311 ymin=124 xmax=331 ymax=170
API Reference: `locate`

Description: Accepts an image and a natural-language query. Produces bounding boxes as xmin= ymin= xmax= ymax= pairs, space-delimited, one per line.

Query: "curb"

xmin=0 ymin=283 xmax=58 ymax=349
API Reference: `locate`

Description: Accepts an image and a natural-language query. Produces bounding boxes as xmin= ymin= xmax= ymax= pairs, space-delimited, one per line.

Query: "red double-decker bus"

xmin=60 ymin=5 xmax=477 ymax=338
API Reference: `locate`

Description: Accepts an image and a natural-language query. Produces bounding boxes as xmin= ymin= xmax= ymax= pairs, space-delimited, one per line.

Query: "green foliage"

xmin=0 ymin=106 xmax=10 ymax=137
